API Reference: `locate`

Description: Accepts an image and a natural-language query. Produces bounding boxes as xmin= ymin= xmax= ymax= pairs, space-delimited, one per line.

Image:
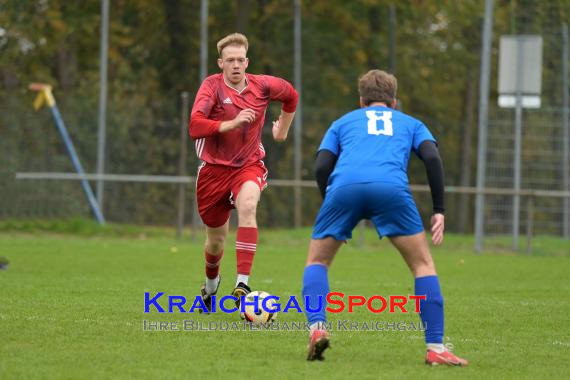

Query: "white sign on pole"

xmin=498 ymin=35 xmax=543 ymax=108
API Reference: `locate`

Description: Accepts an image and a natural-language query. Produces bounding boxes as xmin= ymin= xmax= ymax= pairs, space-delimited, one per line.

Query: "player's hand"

xmin=234 ymin=108 xmax=256 ymax=127
xmin=219 ymin=109 xmax=256 ymax=133
xmin=272 ymin=111 xmax=295 ymax=142
xmin=430 ymin=213 xmax=445 ymax=246
xmin=272 ymin=116 xmax=284 ymax=141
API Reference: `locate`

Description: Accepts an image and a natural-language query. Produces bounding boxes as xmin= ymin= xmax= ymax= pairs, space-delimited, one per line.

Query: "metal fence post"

xmin=191 ymin=177 xmax=200 ymax=241
xmin=293 ymin=0 xmax=303 ymax=228
xmin=526 ymin=194 xmax=534 ymax=255
xmin=512 ymin=37 xmax=525 ymax=252
xmin=474 ymin=0 xmax=494 ymax=253
xmin=176 ymin=92 xmax=190 ymax=239
xmin=562 ymin=23 xmax=569 ymax=239
xmin=96 ymin=0 xmax=110 ymax=211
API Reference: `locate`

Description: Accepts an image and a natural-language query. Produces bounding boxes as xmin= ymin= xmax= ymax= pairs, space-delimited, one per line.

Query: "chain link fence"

xmin=1 ymin=2 xmax=569 ymax=247
xmin=485 ymin=17 xmax=569 ymax=237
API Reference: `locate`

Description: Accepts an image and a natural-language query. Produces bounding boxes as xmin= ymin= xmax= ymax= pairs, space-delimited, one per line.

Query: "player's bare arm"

xmin=272 ymin=110 xmax=296 ymax=142
xmin=218 ymin=108 xmax=256 ymax=133
xmin=430 ymin=213 xmax=445 ymax=245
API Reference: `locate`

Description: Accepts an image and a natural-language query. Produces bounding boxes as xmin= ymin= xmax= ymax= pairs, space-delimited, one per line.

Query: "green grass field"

xmin=1 ymin=224 xmax=569 ymax=379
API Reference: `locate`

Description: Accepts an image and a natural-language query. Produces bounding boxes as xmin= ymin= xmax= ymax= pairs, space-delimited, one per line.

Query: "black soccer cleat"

xmin=199 ymin=276 xmax=221 ymax=314
xmin=231 ymin=282 xmax=251 ymax=310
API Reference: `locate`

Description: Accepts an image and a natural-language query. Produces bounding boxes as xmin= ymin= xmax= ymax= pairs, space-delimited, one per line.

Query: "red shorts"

xmin=196 ymin=160 xmax=268 ymax=227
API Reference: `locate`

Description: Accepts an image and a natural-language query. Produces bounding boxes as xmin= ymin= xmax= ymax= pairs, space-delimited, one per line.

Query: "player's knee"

xmin=205 ymin=236 xmax=225 ymax=254
xmin=237 ymin=198 xmax=258 ymax=218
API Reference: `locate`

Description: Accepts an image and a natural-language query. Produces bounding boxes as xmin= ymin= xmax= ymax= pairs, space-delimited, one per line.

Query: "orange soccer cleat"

xmin=425 ymin=348 xmax=469 ymax=366
xmin=306 ymin=328 xmax=330 ymax=361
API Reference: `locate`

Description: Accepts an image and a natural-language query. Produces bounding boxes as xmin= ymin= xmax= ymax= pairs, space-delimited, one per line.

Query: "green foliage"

xmin=1 ymin=1 xmax=569 ymax=229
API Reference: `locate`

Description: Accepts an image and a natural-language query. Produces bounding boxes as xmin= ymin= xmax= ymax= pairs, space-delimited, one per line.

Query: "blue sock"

xmin=302 ymin=264 xmax=329 ymax=325
xmin=415 ymin=275 xmax=444 ymax=344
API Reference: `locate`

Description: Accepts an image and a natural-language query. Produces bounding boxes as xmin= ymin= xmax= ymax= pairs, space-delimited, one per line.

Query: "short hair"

xmin=358 ymin=70 xmax=398 ymax=106
xmin=217 ymin=33 xmax=249 ymax=56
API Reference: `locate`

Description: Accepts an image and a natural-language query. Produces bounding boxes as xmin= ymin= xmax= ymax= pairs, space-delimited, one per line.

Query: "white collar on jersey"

xmin=223 ymin=74 xmax=249 ymax=95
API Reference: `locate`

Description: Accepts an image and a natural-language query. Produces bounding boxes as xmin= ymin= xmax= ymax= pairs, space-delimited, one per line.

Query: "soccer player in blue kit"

xmin=303 ymin=70 xmax=468 ymax=366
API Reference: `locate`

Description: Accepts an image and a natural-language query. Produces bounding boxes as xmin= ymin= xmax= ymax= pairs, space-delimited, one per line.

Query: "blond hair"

xmin=217 ymin=33 xmax=249 ymax=56
xmin=358 ymin=70 xmax=398 ymax=106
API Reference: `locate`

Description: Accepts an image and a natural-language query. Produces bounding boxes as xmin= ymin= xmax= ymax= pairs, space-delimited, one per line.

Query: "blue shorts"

xmin=312 ymin=182 xmax=424 ymax=241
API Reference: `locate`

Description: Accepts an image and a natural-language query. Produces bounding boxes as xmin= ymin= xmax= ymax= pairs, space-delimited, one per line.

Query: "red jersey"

xmin=189 ymin=73 xmax=298 ymax=167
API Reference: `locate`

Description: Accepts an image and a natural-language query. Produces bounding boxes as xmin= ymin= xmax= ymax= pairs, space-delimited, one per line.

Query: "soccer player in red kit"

xmin=189 ymin=33 xmax=298 ymax=312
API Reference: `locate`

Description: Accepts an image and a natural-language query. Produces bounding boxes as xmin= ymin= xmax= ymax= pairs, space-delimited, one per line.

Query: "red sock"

xmin=205 ymin=250 xmax=223 ymax=279
xmin=236 ymin=227 xmax=258 ymax=275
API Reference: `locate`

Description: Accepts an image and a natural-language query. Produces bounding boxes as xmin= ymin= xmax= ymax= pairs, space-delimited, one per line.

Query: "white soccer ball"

xmin=243 ymin=291 xmax=278 ymax=324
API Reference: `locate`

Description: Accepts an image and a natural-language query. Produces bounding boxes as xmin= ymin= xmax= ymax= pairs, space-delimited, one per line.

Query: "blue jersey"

xmin=318 ymin=106 xmax=435 ymax=192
